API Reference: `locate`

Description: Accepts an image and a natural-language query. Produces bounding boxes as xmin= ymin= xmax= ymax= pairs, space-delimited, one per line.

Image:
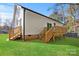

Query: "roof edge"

xmin=16 ymin=4 xmax=63 ymax=24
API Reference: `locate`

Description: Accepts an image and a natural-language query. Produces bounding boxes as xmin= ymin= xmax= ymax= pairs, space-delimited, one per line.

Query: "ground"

xmin=0 ymin=34 xmax=79 ymax=56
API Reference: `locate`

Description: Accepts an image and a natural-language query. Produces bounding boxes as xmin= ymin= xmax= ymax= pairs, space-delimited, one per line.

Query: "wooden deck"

xmin=9 ymin=26 xmax=67 ymax=43
xmin=41 ymin=26 xmax=67 ymax=43
xmin=52 ymin=26 xmax=67 ymax=41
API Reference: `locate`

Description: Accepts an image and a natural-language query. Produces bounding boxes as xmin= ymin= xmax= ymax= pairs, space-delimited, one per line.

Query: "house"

xmin=9 ymin=4 xmax=66 ymax=42
xmin=0 ymin=25 xmax=9 ymax=34
xmin=72 ymin=20 xmax=79 ymax=33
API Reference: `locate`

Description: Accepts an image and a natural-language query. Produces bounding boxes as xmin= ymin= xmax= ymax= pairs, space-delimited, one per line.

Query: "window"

xmin=47 ymin=23 xmax=52 ymax=30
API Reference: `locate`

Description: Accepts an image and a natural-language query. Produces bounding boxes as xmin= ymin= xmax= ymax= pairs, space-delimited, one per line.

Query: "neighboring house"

xmin=64 ymin=20 xmax=79 ymax=38
xmin=0 ymin=25 xmax=9 ymax=34
xmin=72 ymin=20 xmax=79 ymax=33
xmin=9 ymin=4 xmax=65 ymax=42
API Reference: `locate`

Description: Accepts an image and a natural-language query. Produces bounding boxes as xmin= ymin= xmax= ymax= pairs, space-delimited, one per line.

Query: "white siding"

xmin=25 ymin=10 xmax=63 ymax=35
xmin=14 ymin=5 xmax=24 ymax=35
xmin=20 ymin=8 xmax=24 ymax=35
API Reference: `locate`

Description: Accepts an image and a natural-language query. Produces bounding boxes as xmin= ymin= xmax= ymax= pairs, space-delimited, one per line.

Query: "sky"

xmin=0 ymin=3 xmax=70 ymax=26
xmin=0 ymin=3 xmax=14 ymax=26
xmin=0 ymin=3 xmax=56 ymax=26
xmin=20 ymin=3 xmax=55 ymax=16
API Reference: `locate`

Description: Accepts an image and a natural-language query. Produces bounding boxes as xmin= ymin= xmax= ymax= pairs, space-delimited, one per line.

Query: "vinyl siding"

xmin=25 ymin=9 xmax=63 ymax=35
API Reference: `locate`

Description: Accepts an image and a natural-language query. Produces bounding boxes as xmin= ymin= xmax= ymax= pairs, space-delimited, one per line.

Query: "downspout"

xmin=23 ymin=8 xmax=25 ymax=41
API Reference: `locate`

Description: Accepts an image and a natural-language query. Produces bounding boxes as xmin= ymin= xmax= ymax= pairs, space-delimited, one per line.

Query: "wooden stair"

xmin=9 ymin=26 xmax=22 ymax=40
xmin=43 ymin=27 xmax=53 ymax=42
xmin=39 ymin=27 xmax=53 ymax=42
xmin=10 ymin=33 xmax=21 ymax=40
xmin=39 ymin=27 xmax=48 ymax=40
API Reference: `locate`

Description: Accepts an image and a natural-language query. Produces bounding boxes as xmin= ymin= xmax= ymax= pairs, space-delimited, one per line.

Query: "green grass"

xmin=0 ymin=34 xmax=79 ymax=56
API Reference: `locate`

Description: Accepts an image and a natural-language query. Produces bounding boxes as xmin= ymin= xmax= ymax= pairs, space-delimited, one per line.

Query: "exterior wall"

xmin=25 ymin=9 xmax=63 ymax=35
xmin=20 ymin=8 xmax=24 ymax=35
xmin=14 ymin=5 xmax=24 ymax=35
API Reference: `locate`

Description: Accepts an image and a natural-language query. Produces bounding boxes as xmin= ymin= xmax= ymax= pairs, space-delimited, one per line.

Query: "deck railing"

xmin=41 ymin=26 xmax=67 ymax=42
xmin=52 ymin=26 xmax=67 ymax=41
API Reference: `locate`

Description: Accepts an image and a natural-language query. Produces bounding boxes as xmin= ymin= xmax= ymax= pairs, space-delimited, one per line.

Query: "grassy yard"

xmin=0 ymin=34 xmax=79 ymax=56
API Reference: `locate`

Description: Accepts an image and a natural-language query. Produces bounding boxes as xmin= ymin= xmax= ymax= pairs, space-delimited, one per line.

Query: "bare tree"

xmin=49 ymin=3 xmax=67 ymax=23
xmin=68 ymin=4 xmax=79 ymax=20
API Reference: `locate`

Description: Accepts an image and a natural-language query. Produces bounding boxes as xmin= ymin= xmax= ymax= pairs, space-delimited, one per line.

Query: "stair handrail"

xmin=44 ymin=27 xmax=53 ymax=42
